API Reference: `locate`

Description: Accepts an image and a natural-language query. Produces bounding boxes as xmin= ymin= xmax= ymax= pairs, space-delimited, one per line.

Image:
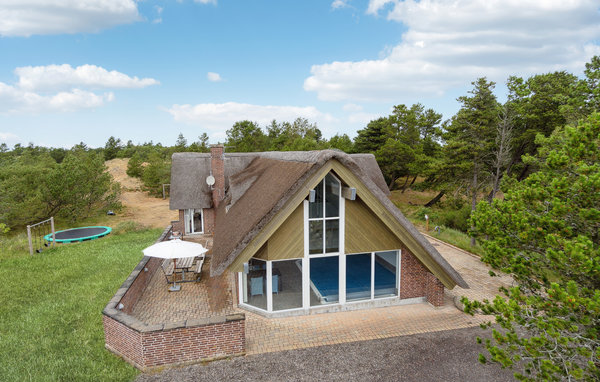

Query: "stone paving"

xmin=130 ymin=234 xmax=512 ymax=355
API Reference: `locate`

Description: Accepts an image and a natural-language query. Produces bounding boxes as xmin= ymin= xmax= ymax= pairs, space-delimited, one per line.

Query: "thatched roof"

xmin=170 ymin=151 xmax=388 ymax=210
xmin=207 ymin=150 xmax=468 ymax=290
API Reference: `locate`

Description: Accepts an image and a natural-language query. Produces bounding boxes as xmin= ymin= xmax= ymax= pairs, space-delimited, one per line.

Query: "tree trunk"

xmin=424 ymin=191 xmax=445 ymax=207
xmin=488 ymin=169 xmax=503 ymax=204
xmin=387 ymin=176 xmax=397 ymax=191
xmin=410 ymin=175 xmax=418 ymax=186
xmin=400 ymin=175 xmax=410 ymax=193
xmin=470 ymin=167 xmax=478 ymax=247
xmin=517 ymin=164 xmax=530 ymax=181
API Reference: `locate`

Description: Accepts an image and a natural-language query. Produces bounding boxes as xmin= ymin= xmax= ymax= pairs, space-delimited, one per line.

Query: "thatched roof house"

xmin=170 ymin=146 xmax=467 ymax=316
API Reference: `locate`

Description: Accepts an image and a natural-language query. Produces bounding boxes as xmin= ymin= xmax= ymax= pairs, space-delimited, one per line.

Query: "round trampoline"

xmin=44 ymin=226 xmax=112 ymax=243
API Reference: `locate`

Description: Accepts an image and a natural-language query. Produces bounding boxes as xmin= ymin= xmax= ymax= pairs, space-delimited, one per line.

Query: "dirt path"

xmin=105 ymin=158 xmax=178 ymax=229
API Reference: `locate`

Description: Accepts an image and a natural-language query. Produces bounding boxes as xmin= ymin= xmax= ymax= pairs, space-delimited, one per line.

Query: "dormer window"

xmin=308 ymin=173 xmax=340 ymax=255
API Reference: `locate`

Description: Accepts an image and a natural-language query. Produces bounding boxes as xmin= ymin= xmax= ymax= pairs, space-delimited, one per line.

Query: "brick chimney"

xmin=210 ymin=144 xmax=225 ymax=209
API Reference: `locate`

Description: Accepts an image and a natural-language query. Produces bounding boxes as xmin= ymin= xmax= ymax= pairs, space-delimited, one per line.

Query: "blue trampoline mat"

xmin=310 ymin=255 xmax=396 ymax=301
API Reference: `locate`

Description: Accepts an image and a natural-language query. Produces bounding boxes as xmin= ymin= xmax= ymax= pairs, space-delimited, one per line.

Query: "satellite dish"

xmin=206 ymin=175 xmax=215 ymax=186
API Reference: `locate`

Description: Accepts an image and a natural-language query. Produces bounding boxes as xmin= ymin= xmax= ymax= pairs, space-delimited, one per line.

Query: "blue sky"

xmin=1 ymin=0 xmax=599 ymax=148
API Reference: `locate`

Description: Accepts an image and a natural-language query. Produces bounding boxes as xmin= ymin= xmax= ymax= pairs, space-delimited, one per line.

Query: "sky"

xmin=1 ymin=0 xmax=599 ymax=148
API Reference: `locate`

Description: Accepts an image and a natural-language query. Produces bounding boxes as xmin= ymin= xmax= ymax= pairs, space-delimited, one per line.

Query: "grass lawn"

xmin=0 ymin=227 xmax=161 ymax=382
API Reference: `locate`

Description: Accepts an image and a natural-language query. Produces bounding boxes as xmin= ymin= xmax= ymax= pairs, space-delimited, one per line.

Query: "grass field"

xmin=0 ymin=225 xmax=160 ymax=382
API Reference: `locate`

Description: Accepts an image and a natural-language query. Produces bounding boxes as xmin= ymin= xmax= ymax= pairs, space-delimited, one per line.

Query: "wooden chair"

xmin=192 ymin=256 xmax=204 ymax=281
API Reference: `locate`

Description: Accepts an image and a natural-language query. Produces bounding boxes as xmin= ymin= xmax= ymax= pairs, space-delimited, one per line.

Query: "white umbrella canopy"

xmin=143 ymin=238 xmax=208 ymax=259
xmin=143 ymin=239 xmax=208 ymax=292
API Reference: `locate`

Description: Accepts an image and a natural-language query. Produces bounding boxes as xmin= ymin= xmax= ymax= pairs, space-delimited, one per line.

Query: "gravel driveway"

xmin=137 ymin=326 xmax=514 ymax=382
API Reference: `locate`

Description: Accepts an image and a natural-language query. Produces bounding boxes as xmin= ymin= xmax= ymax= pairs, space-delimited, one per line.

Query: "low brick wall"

xmin=117 ymin=226 xmax=171 ymax=314
xmin=103 ymin=225 xmax=246 ymax=370
xmin=400 ymin=247 xmax=444 ymax=306
xmin=103 ymin=312 xmax=245 ymax=370
xmin=141 ymin=316 xmax=245 ymax=368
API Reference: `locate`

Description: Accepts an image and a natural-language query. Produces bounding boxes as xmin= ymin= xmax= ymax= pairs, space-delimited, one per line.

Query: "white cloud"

xmin=342 ymin=103 xmax=363 ymax=112
xmin=195 ymin=0 xmax=217 ymax=4
xmin=152 ymin=5 xmax=163 ymax=24
xmin=305 ymin=0 xmax=600 ymax=102
xmin=0 ymin=64 xmax=157 ymax=113
xmin=166 ymin=102 xmax=337 ymax=133
xmin=0 ymin=0 xmax=140 ymax=37
xmin=0 ymin=132 xmax=19 ymax=143
xmin=348 ymin=112 xmax=380 ymax=124
xmin=332 ymin=0 xmax=350 ymax=9
xmin=15 ymin=64 xmax=159 ymax=92
xmin=207 ymin=72 xmax=223 ymax=82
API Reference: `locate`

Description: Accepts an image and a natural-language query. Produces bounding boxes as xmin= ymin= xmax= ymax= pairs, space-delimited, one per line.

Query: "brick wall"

xmin=103 ymin=224 xmax=245 ymax=370
xmin=400 ymin=247 xmax=444 ymax=306
xmin=210 ymin=145 xmax=225 ymax=209
xmin=103 ymin=313 xmax=245 ymax=370
xmin=141 ymin=317 xmax=245 ymax=368
xmin=171 ymin=210 xmax=185 ymax=236
xmin=400 ymin=248 xmax=427 ymax=299
xmin=203 ymin=208 xmax=215 ymax=234
xmin=103 ymin=315 xmax=144 ymax=368
xmin=116 ymin=225 xmax=171 ymax=314
xmin=119 ymin=257 xmax=161 ymax=314
xmin=425 ymin=272 xmax=445 ymax=307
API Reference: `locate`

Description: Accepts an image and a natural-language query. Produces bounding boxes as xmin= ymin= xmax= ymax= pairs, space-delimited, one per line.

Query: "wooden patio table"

xmin=175 ymin=256 xmax=195 ymax=282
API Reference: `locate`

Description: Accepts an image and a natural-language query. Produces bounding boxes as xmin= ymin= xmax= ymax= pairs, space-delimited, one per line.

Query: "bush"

xmin=413 ymin=204 xmax=471 ymax=232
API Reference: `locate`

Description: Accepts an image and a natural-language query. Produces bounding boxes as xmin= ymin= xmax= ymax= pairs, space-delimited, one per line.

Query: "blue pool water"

xmin=310 ymin=255 xmax=396 ymax=301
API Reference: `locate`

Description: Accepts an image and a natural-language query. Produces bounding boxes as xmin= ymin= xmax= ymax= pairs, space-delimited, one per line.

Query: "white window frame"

xmin=307 ymin=173 xmax=342 ymax=257
xmin=184 ymin=208 xmax=204 ymax=234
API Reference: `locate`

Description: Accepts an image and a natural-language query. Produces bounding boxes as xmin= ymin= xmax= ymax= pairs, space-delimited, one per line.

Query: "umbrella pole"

xmin=169 ymin=258 xmax=181 ymax=292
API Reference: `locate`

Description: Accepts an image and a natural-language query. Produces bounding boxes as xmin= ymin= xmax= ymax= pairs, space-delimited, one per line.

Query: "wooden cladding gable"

xmin=260 ymin=203 xmax=304 ymax=261
xmin=345 ymin=197 xmax=403 ymax=253
xmin=233 ymin=203 xmax=304 ymax=269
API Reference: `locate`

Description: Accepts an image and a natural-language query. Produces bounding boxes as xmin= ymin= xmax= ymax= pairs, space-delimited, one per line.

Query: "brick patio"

xmin=127 ymin=234 xmax=511 ymax=356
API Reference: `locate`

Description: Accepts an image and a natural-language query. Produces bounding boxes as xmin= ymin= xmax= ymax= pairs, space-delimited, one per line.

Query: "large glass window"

xmin=346 ymin=253 xmax=371 ymax=301
xmin=309 ymin=173 xmax=340 ymax=255
xmin=271 ymin=259 xmax=303 ymax=311
xmin=374 ymin=251 xmax=398 ymax=298
xmin=309 ymin=256 xmax=339 ymax=306
xmin=242 ymin=258 xmax=267 ymax=310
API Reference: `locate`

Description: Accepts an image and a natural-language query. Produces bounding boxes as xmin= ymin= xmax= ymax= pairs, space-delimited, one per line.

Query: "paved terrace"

xmin=130 ymin=234 xmax=513 ymax=355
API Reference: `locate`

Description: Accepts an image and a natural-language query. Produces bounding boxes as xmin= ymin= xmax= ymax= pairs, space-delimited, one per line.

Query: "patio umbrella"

xmin=142 ymin=239 xmax=208 ymax=291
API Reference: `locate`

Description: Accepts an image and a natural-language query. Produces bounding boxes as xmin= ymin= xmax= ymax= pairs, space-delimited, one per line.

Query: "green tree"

xmin=104 ymin=136 xmax=122 ymax=160
xmin=45 ymin=150 xmax=121 ymax=221
xmin=188 ymin=133 xmax=210 ymax=152
xmin=266 ymin=118 xmax=323 ymax=151
xmin=584 ymin=55 xmax=600 ymax=112
xmin=141 ymin=152 xmax=171 ymax=197
xmin=174 ymin=133 xmax=188 ymax=152
xmin=466 ymin=113 xmax=600 ymax=381
xmin=0 ymin=153 xmax=56 ymax=227
xmin=353 ymin=117 xmax=390 ymax=154
xmin=375 ymin=138 xmax=415 ymax=190
xmin=439 ymin=78 xmax=499 ymax=227
xmin=505 ymin=71 xmax=586 ymax=179
xmin=227 ymin=120 xmax=268 ymax=152
xmin=126 ymin=152 xmax=144 ymax=178
xmin=326 ymin=134 xmax=354 ymax=153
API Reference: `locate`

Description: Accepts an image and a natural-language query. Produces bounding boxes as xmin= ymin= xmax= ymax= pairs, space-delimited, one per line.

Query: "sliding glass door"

xmin=184 ymin=209 xmax=203 ymax=234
